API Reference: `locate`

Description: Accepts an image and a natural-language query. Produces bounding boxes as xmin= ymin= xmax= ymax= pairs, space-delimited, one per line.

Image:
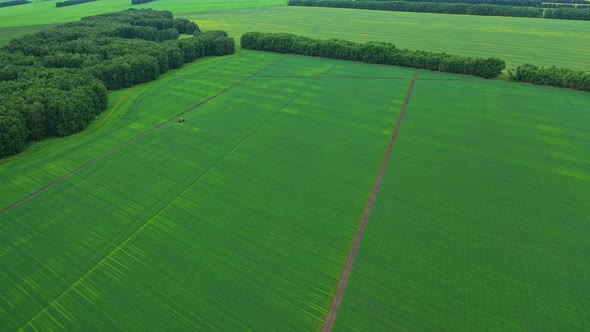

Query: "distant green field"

xmin=0 ymin=0 xmax=286 ymax=46
xmin=0 ymin=52 xmax=415 ymax=329
xmin=2 ymin=4 xmax=588 ymax=71
xmin=187 ymin=7 xmax=590 ymax=70
xmin=0 ymin=23 xmax=55 ymax=46
xmin=0 ymin=0 xmax=286 ymax=27
xmin=336 ymin=73 xmax=590 ymax=330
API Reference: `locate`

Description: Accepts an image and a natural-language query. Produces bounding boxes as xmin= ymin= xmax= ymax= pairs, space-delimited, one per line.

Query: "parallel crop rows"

xmin=0 ymin=54 xmax=413 ymax=330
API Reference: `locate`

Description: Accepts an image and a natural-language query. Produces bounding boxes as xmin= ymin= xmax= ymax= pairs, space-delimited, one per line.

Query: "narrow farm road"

xmin=323 ymin=71 xmax=420 ymax=332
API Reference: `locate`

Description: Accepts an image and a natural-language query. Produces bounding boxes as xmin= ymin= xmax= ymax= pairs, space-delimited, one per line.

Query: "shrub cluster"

xmin=56 ymin=0 xmax=96 ymax=8
xmin=289 ymin=0 xmax=590 ymax=20
xmin=0 ymin=9 xmax=235 ymax=158
xmin=509 ymin=64 xmax=590 ymax=91
xmin=132 ymin=0 xmax=154 ymax=4
xmin=0 ymin=0 xmax=30 ymax=8
xmin=241 ymin=31 xmax=505 ymax=79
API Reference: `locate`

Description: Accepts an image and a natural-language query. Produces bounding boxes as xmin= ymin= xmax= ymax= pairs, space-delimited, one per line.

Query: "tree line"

xmin=0 ymin=9 xmax=235 ymax=158
xmin=509 ymin=65 xmax=590 ymax=91
xmin=288 ymin=0 xmax=590 ymax=20
xmin=544 ymin=7 xmax=590 ymax=18
xmin=362 ymin=0 xmax=590 ymax=5
xmin=132 ymin=0 xmax=154 ymax=5
xmin=361 ymin=0 xmax=542 ymax=7
xmin=0 ymin=0 xmax=30 ymax=8
xmin=56 ymin=0 xmax=97 ymax=8
xmin=241 ymin=31 xmax=505 ymax=79
xmin=542 ymin=3 xmax=590 ymax=8
xmin=289 ymin=0 xmax=543 ymax=17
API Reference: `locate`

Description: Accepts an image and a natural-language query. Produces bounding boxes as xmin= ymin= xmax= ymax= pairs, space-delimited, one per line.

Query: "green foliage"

xmin=290 ymin=0 xmax=590 ymax=20
xmin=241 ymin=31 xmax=506 ymax=78
xmin=0 ymin=9 xmax=233 ymax=158
xmin=363 ymin=0 xmax=543 ymax=7
xmin=509 ymin=64 xmax=590 ymax=91
xmin=0 ymin=108 xmax=27 ymax=157
xmin=544 ymin=7 xmax=590 ymax=19
xmin=362 ymin=0 xmax=590 ymax=6
xmin=55 ymin=0 xmax=96 ymax=8
xmin=0 ymin=0 xmax=29 ymax=8
xmin=289 ymin=0 xmax=545 ymax=18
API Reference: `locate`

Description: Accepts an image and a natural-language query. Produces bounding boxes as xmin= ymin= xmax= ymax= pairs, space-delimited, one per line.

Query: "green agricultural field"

xmin=2 ymin=1 xmax=590 ymax=330
xmin=2 ymin=49 xmax=589 ymax=330
xmin=0 ymin=52 xmax=416 ymax=329
xmin=0 ymin=0 xmax=287 ymax=27
xmin=0 ymin=23 xmax=55 ymax=46
xmin=335 ymin=73 xmax=590 ymax=330
xmin=0 ymin=0 xmax=287 ymax=45
xmin=187 ymin=6 xmax=590 ymax=70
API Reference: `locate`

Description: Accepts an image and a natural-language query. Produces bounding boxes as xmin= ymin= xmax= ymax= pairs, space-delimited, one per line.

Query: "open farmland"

xmin=1 ymin=52 xmax=416 ymax=329
xmin=1 ymin=0 xmax=590 ymax=329
xmin=335 ymin=73 xmax=590 ymax=330
xmin=0 ymin=0 xmax=287 ymax=27
xmin=0 ymin=0 xmax=287 ymax=46
xmin=2 ymin=49 xmax=589 ymax=329
xmin=187 ymin=6 xmax=590 ymax=70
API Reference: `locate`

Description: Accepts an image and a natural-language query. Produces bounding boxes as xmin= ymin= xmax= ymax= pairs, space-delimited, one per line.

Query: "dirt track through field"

xmin=323 ymin=71 xmax=419 ymax=332
xmin=0 ymin=56 xmax=289 ymax=217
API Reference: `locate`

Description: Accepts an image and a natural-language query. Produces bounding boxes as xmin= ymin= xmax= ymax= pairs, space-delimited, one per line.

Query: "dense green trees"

xmin=289 ymin=0 xmax=544 ymax=17
xmin=544 ymin=7 xmax=590 ymax=19
xmin=289 ymin=0 xmax=590 ymax=20
xmin=56 ymin=0 xmax=97 ymax=8
xmin=0 ymin=109 xmax=28 ymax=157
xmin=0 ymin=9 xmax=235 ymax=158
xmin=363 ymin=0 xmax=590 ymax=6
xmin=241 ymin=32 xmax=505 ymax=79
xmin=362 ymin=0 xmax=542 ymax=7
xmin=132 ymin=0 xmax=154 ymax=4
xmin=0 ymin=0 xmax=30 ymax=8
xmin=509 ymin=65 xmax=590 ymax=91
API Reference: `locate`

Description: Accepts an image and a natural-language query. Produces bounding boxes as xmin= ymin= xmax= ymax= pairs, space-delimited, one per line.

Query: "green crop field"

xmin=2 ymin=50 xmax=589 ymax=330
xmin=187 ymin=6 xmax=590 ymax=70
xmin=1 ymin=0 xmax=590 ymax=330
xmin=0 ymin=0 xmax=287 ymax=27
xmin=335 ymin=73 xmax=590 ymax=330
xmin=0 ymin=0 xmax=287 ymax=45
xmin=0 ymin=52 xmax=416 ymax=330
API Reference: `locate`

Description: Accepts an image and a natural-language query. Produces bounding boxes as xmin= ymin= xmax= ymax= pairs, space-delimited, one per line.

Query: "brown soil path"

xmin=323 ymin=71 xmax=419 ymax=332
xmin=0 ymin=55 xmax=289 ymax=217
